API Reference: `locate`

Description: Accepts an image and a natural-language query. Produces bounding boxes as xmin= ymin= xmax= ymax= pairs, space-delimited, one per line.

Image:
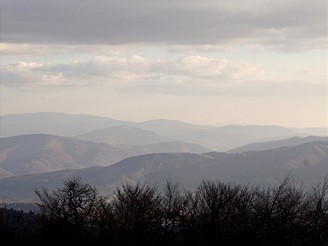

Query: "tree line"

xmin=1 ymin=176 xmax=328 ymax=245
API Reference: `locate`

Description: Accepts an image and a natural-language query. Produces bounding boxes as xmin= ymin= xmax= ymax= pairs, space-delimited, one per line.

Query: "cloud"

xmin=1 ymin=55 xmax=265 ymax=90
xmin=0 ymin=43 xmax=131 ymax=56
xmin=1 ymin=0 xmax=326 ymax=51
xmin=177 ymin=56 xmax=265 ymax=79
xmin=1 ymin=62 xmax=48 ymax=87
xmin=3 ymin=54 xmax=326 ymax=98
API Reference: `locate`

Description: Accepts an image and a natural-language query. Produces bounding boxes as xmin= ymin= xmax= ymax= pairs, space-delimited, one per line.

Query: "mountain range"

xmin=0 ymin=134 xmax=212 ymax=178
xmin=229 ymin=136 xmax=328 ymax=153
xmin=0 ymin=141 xmax=327 ymax=202
xmin=0 ymin=112 xmax=327 ymax=202
xmin=173 ymin=125 xmax=299 ymax=151
xmin=2 ymin=113 xmax=326 ymax=151
xmin=76 ymin=125 xmax=170 ymax=146
xmin=0 ymin=134 xmax=131 ymax=178
xmin=0 ymin=112 xmax=134 ymax=137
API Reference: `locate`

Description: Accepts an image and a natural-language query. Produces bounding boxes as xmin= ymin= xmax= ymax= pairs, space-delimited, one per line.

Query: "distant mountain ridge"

xmin=0 ymin=134 xmax=213 ymax=179
xmin=1 ymin=140 xmax=327 ymax=202
xmin=0 ymin=134 xmax=133 ymax=178
xmin=1 ymin=112 xmax=327 ymax=152
xmin=292 ymin=127 xmax=328 ymax=136
xmin=136 ymin=119 xmax=213 ymax=136
xmin=229 ymin=136 xmax=328 ymax=153
xmin=76 ymin=125 xmax=170 ymax=146
xmin=120 ymin=141 xmax=212 ymax=155
xmin=173 ymin=125 xmax=299 ymax=151
xmin=0 ymin=112 xmax=134 ymax=137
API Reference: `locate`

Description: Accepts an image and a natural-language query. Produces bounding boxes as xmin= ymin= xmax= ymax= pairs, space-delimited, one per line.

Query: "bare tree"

xmin=188 ymin=180 xmax=240 ymax=244
xmin=161 ymin=179 xmax=190 ymax=243
xmin=252 ymin=177 xmax=306 ymax=245
xmin=34 ymin=177 xmax=107 ymax=233
xmin=306 ymin=176 xmax=328 ymax=244
xmin=113 ymin=182 xmax=162 ymax=245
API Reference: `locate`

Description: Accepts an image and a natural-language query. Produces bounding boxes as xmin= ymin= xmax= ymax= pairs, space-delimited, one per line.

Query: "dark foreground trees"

xmin=1 ymin=177 xmax=328 ymax=245
xmin=34 ymin=177 xmax=107 ymax=244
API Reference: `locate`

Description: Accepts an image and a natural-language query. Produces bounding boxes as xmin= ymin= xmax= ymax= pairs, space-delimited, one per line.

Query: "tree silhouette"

xmin=34 ymin=177 xmax=107 ymax=243
xmin=160 ymin=179 xmax=189 ymax=244
xmin=112 ymin=182 xmax=162 ymax=245
xmin=305 ymin=177 xmax=328 ymax=245
xmin=5 ymin=175 xmax=322 ymax=246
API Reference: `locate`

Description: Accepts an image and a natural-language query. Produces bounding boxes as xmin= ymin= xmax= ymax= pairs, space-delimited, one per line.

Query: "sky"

xmin=0 ymin=0 xmax=327 ymax=127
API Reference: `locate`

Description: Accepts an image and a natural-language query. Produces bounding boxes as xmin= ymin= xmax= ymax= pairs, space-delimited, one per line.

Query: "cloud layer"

xmin=2 ymin=54 xmax=325 ymax=99
xmin=1 ymin=0 xmax=327 ymax=50
xmin=2 ymin=55 xmax=265 ymax=88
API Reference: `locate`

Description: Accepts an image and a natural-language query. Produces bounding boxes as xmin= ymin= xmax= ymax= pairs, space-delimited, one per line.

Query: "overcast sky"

xmin=1 ymin=0 xmax=327 ymax=127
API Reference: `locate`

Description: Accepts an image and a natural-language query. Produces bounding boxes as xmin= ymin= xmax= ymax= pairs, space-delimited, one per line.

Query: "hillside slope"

xmin=1 ymin=141 xmax=327 ymax=202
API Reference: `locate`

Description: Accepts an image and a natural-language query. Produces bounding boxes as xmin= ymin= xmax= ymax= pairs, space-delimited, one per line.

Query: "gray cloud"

xmin=1 ymin=0 xmax=326 ymax=50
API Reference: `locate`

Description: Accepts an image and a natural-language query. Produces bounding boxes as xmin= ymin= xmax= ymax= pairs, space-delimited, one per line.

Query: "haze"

xmin=1 ymin=0 xmax=327 ymax=127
